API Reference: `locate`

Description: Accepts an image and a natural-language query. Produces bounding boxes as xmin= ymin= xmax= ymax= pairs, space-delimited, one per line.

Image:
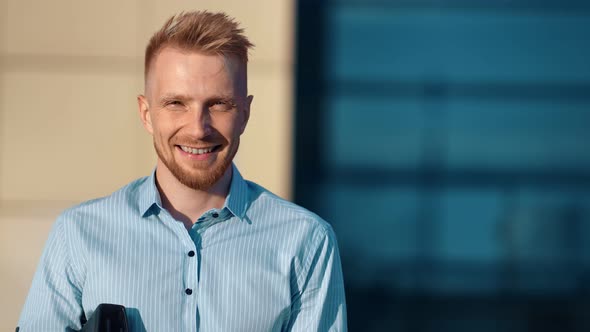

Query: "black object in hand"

xmin=80 ymin=303 xmax=128 ymax=332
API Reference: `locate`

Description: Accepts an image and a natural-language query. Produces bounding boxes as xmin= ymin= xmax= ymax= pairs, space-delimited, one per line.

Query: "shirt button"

xmin=188 ymin=250 xmax=195 ymax=257
xmin=212 ymin=212 xmax=219 ymax=218
xmin=185 ymin=288 xmax=193 ymax=295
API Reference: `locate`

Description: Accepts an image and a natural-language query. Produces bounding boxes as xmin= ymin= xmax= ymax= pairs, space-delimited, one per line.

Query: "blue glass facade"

xmin=295 ymin=1 xmax=590 ymax=330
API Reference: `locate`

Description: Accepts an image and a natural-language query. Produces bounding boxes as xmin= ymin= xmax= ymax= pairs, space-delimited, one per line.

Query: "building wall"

xmin=0 ymin=1 xmax=294 ymax=329
xmin=295 ymin=1 xmax=590 ymax=331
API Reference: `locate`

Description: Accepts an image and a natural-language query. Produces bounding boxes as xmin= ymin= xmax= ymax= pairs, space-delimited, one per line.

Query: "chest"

xmin=81 ymin=225 xmax=294 ymax=331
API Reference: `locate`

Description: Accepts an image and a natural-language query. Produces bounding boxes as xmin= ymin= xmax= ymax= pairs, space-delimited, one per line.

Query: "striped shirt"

xmin=18 ymin=165 xmax=347 ymax=331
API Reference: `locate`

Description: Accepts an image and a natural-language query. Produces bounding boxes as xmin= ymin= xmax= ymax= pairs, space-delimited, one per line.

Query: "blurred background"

xmin=2 ymin=0 xmax=590 ymax=331
xmin=295 ymin=0 xmax=590 ymax=331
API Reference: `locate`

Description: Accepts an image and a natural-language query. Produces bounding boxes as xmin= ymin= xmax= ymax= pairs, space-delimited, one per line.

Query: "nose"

xmin=186 ymin=107 xmax=212 ymax=138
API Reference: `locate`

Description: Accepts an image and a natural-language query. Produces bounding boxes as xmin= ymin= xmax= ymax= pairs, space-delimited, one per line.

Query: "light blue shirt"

xmin=18 ymin=165 xmax=347 ymax=331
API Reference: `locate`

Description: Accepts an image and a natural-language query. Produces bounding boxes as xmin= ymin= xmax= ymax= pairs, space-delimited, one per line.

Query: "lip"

xmin=175 ymin=144 xmax=221 ymax=161
xmin=178 ymin=144 xmax=218 ymax=150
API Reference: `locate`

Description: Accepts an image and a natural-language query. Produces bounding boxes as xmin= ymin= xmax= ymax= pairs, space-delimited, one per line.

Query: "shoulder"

xmin=57 ymin=176 xmax=149 ymax=225
xmin=245 ymin=180 xmax=335 ymax=238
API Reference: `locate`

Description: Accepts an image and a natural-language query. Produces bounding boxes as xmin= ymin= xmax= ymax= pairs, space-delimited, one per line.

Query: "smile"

xmin=179 ymin=145 xmax=220 ymax=155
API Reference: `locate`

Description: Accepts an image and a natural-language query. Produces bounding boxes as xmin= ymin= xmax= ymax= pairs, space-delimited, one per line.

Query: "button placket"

xmin=182 ymin=231 xmax=201 ymax=332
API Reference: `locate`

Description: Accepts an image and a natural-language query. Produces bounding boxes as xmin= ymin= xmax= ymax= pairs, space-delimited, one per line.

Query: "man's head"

xmin=138 ymin=11 xmax=254 ymax=191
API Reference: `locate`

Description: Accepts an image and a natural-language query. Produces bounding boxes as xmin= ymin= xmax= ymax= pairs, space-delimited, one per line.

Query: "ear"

xmin=137 ymin=95 xmax=153 ymax=135
xmin=239 ymin=94 xmax=253 ymax=135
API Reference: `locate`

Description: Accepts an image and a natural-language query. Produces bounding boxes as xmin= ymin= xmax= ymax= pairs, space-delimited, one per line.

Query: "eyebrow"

xmin=209 ymin=95 xmax=237 ymax=104
xmin=159 ymin=93 xmax=192 ymax=104
xmin=158 ymin=93 xmax=238 ymax=107
xmin=159 ymin=93 xmax=235 ymax=101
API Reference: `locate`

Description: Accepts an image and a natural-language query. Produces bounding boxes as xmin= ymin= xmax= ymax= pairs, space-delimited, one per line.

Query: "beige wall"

xmin=0 ymin=1 xmax=294 ymax=329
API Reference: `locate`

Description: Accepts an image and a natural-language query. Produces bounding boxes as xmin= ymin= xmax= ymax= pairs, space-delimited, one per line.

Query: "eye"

xmin=209 ymin=100 xmax=236 ymax=112
xmin=163 ymin=100 xmax=186 ymax=110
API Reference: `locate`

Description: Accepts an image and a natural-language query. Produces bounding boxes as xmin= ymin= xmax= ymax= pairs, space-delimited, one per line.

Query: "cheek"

xmin=231 ymin=114 xmax=248 ymax=135
xmin=227 ymin=123 xmax=244 ymax=140
xmin=238 ymin=119 xmax=247 ymax=135
xmin=150 ymin=115 xmax=176 ymax=139
xmin=211 ymin=114 xmax=240 ymax=137
xmin=150 ymin=123 xmax=164 ymax=140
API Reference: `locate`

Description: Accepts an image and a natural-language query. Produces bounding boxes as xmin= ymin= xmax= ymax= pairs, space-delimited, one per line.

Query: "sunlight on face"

xmin=141 ymin=47 xmax=251 ymax=190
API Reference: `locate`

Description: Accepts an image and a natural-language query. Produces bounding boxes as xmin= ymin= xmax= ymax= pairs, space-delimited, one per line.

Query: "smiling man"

xmin=17 ymin=11 xmax=347 ymax=332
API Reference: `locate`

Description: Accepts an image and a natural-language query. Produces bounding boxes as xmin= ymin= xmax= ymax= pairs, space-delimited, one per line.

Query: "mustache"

xmin=171 ymin=135 xmax=226 ymax=146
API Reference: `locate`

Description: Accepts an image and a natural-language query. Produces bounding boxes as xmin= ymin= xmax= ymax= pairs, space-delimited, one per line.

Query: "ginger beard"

xmin=153 ymin=133 xmax=239 ymax=191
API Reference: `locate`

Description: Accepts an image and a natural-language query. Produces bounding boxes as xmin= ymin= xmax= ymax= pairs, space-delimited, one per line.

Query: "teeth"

xmin=181 ymin=145 xmax=214 ymax=155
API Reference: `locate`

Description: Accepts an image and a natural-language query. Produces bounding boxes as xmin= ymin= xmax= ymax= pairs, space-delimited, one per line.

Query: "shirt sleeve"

xmin=17 ymin=215 xmax=84 ymax=331
xmin=287 ymin=224 xmax=348 ymax=332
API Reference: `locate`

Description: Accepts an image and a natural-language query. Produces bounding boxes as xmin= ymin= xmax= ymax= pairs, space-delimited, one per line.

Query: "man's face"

xmin=138 ymin=47 xmax=252 ymax=190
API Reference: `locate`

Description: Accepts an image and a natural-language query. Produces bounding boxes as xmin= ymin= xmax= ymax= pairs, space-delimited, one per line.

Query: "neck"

xmin=155 ymin=161 xmax=232 ymax=230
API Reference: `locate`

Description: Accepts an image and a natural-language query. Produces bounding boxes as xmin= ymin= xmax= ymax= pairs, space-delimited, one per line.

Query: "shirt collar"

xmin=138 ymin=163 xmax=249 ymax=220
xmin=224 ymin=164 xmax=249 ymax=220
xmin=138 ymin=168 xmax=162 ymax=217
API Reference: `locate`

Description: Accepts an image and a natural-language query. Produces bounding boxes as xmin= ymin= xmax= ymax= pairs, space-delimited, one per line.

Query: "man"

xmin=18 ymin=11 xmax=347 ymax=331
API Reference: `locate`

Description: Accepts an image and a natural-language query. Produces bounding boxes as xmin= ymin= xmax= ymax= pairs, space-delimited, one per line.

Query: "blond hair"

xmin=144 ymin=11 xmax=254 ymax=78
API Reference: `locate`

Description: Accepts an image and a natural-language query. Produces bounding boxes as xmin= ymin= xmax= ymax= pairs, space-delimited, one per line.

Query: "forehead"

xmin=151 ymin=47 xmax=226 ymax=80
xmin=147 ymin=46 xmax=245 ymax=86
xmin=145 ymin=46 xmax=247 ymax=95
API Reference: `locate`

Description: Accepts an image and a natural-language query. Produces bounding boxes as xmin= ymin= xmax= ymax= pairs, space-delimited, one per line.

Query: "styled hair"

xmin=144 ymin=11 xmax=254 ymax=78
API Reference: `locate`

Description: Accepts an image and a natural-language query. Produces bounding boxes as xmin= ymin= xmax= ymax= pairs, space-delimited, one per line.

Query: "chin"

xmin=174 ymin=160 xmax=231 ymax=191
xmin=155 ymin=139 xmax=236 ymax=191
